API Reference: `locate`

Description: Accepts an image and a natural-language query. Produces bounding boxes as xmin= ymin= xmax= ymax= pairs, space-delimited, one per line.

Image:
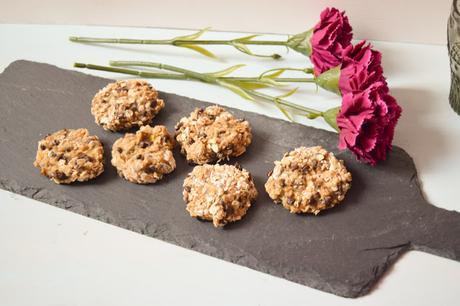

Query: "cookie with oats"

xmin=111 ymin=125 xmax=175 ymax=184
xmin=34 ymin=128 xmax=104 ymax=184
xmin=265 ymin=146 xmax=352 ymax=214
xmin=175 ymin=106 xmax=252 ymax=164
xmin=183 ymin=164 xmax=257 ymax=228
xmin=91 ymin=80 xmax=165 ymax=131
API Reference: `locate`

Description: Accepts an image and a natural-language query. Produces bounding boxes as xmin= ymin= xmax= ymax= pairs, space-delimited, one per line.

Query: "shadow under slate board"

xmin=0 ymin=60 xmax=459 ymax=298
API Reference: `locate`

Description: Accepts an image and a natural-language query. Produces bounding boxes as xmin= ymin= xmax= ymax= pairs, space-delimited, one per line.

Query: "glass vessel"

xmin=448 ymin=0 xmax=460 ymax=115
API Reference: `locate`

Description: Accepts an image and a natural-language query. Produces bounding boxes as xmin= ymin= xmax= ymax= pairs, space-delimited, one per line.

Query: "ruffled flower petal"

xmin=336 ymin=84 xmax=402 ymax=165
xmin=310 ymin=7 xmax=353 ymax=76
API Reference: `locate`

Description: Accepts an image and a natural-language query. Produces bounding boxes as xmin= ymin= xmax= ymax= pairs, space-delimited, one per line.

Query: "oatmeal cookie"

xmin=111 ymin=125 xmax=176 ymax=184
xmin=91 ymin=80 xmax=165 ymax=131
xmin=175 ymin=106 xmax=252 ymax=164
xmin=183 ymin=164 xmax=257 ymax=227
xmin=33 ymin=128 xmax=104 ymax=184
xmin=265 ymin=146 xmax=352 ymax=214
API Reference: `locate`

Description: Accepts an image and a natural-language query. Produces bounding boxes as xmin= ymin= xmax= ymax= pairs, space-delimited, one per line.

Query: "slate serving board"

xmin=1 ymin=60 xmax=459 ymax=298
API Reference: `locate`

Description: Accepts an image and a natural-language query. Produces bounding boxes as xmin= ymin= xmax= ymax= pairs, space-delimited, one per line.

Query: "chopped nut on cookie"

xmin=175 ymin=106 xmax=252 ymax=164
xmin=91 ymin=80 xmax=164 ymax=131
xmin=34 ymin=128 xmax=104 ymax=184
xmin=183 ymin=164 xmax=257 ymax=227
xmin=265 ymin=146 xmax=352 ymax=214
xmin=111 ymin=125 xmax=175 ymax=184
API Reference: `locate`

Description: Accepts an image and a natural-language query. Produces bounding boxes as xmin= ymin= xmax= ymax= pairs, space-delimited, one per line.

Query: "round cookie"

xmin=111 ymin=125 xmax=176 ymax=184
xmin=33 ymin=128 xmax=104 ymax=184
xmin=265 ymin=146 xmax=352 ymax=214
xmin=183 ymin=164 xmax=257 ymax=227
xmin=91 ymin=80 xmax=165 ymax=131
xmin=175 ymin=106 xmax=252 ymax=164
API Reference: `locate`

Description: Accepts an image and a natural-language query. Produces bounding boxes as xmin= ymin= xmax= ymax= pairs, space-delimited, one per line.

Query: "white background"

xmin=0 ymin=2 xmax=460 ymax=304
xmin=0 ymin=0 xmax=452 ymax=44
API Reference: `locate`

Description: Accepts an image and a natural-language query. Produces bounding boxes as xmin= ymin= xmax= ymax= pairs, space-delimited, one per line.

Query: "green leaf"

xmin=225 ymin=80 xmax=270 ymax=90
xmin=179 ymin=44 xmax=217 ymax=58
xmin=276 ymin=87 xmax=299 ymax=99
xmin=274 ymin=100 xmax=294 ymax=122
xmin=272 ymin=87 xmax=298 ymax=121
xmin=206 ymin=64 xmax=245 ymax=77
xmin=258 ymin=77 xmax=286 ymax=87
xmin=235 ymin=34 xmax=260 ymax=43
xmin=217 ymin=80 xmax=254 ymax=101
xmin=231 ymin=42 xmax=253 ymax=55
xmin=322 ymin=107 xmax=340 ymax=132
xmin=225 ymin=78 xmax=284 ymax=89
xmin=173 ymin=27 xmax=210 ymax=41
xmin=231 ymin=40 xmax=281 ymax=59
xmin=262 ymin=68 xmax=286 ymax=79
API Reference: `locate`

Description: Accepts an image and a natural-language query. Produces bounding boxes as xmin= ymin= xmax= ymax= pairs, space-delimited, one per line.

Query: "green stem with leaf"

xmin=71 ymin=63 xmax=311 ymax=83
xmin=69 ymin=28 xmax=314 ymax=59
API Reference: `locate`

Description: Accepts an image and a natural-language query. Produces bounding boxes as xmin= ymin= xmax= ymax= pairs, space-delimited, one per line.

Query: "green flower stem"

xmin=259 ymin=67 xmax=314 ymax=77
xmin=244 ymin=89 xmax=322 ymax=116
xmin=224 ymin=76 xmax=314 ymax=83
xmin=110 ymin=61 xmax=216 ymax=83
xmin=69 ymin=37 xmax=285 ymax=58
xmin=69 ymin=36 xmax=287 ymax=46
xmin=73 ymin=61 xmax=323 ymax=118
xmin=70 ymin=28 xmax=315 ymax=58
xmin=73 ymin=63 xmax=186 ymax=79
xmin=73 ymin=63 xmax=315 ymax=83
xmin=111 ymin=60 xmax=316 ymax=83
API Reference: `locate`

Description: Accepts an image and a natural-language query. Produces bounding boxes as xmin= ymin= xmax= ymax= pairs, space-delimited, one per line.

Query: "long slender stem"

xmin=111 ymin=60 xmax=316 ymax=83
xmin=259 ymin=67 xmax=314 ymax=77
xmin=69 ymin=37 xmax=287 ymax=46
xmin=177 ymin=40 xmax=286 ymax=46
xmin=73 ymin=63 xmax=186 ymax=79
xmin=246 ymin=90 xmax=322 ymax=116
xmin=73 ymin=62 xmax=323 ymax=117
xmin=73 ymin=63 xmax=315 ymax=83
xmin=223 ymin=76 xmax=314 ymax=83
xmin=110 ymin=61 xmax=217 ymax=83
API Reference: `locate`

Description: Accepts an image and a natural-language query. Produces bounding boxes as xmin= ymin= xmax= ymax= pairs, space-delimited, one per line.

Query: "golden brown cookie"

xmin=175 ymin=106 xmax=252 ymax=164
xmin=265 ymin=146 xmax=352 ymax=214
xmin=111 ymin=125 xmax=175 ymax=184
xmin=91 ymin=80 xmax=164 ymax=131
xmin=33 ymin=128 xmax=104 ymax=184
xmin=183 ymin=163 xmax=257 ymax=227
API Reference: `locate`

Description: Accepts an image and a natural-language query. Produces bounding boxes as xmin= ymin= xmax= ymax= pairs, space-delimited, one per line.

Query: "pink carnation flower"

xmin=311 ymin=7 xmax=353 ymax=76
xmin=336 ymin=83 xmax=402 ymax=165
xmin=339 ymin=41 xmax=386 ymax=95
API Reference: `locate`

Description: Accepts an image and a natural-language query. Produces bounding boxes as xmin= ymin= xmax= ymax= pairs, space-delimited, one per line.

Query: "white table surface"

xmin=0 ymin=24 xmax=459 ymax=306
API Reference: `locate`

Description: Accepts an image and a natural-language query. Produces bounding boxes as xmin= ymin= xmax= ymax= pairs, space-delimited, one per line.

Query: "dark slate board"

xmin=0 ymin=60 xmax=459 ymax=298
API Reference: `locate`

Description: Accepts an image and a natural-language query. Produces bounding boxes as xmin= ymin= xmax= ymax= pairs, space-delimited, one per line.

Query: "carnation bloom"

xmin=310 ymin=7 xmax=353 ymax=76
xmin=315 ymin=41 xmax=385 ymax=95
xmin=315 ymin=40 xmax=402 ymax=165
xmin=286 ymin=7 xmax=353 ymax=75
xmin=336 ymin=83 xmax=402 ymax=165
xmin=338 ymin=41 xmax=386 ymax=95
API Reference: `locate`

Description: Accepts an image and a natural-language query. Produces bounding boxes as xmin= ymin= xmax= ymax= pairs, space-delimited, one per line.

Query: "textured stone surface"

xmin=0 ymin=60 xmax=459 ymax=298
